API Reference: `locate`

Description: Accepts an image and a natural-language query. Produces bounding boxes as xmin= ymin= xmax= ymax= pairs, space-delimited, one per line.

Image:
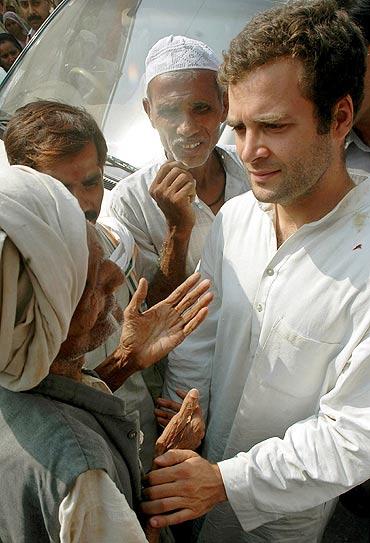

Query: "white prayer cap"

xmin=145 ymin=35 xmax=220 ymax=90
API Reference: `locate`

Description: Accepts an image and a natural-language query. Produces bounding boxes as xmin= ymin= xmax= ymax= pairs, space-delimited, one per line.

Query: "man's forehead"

xmin=228 ymin=59 xmax=308 ymax=118
xmin=149 ymin=70 xmax=219 ymax=102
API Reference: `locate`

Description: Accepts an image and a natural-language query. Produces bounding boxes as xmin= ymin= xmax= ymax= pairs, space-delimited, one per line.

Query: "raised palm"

xmin=120 ymin=272 xmax=212 ymax=370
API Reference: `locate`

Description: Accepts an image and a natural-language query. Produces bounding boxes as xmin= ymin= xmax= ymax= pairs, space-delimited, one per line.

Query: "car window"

xmin=0 ymin=0 xmax=279 ymax=169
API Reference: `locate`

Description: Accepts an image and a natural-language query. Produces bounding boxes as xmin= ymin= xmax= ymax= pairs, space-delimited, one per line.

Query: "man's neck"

xmin=49 ymin=356 xmax=85 ymax=381
xmin=188 ymin=150 xmax=223 ymax=189
xmin=275 ymin=165 xmax=355 ymax=247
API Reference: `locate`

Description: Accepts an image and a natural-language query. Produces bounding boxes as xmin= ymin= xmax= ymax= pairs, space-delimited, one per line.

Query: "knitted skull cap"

xmin=145 ymin=35 xmax=220 ymax=90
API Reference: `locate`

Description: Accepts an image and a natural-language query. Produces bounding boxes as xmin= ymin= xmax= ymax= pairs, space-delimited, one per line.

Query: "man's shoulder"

xmin=217 ymin=191 xmax=258 ymax=229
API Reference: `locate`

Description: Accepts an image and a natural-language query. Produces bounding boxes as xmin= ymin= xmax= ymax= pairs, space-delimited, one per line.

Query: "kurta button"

xmin=128 ymin=430 xmax=137 ymax=440
xmin=266 ymin=268 xmax=274 ymax=276
xmin=256 ymin=303 xmax=263 ymax=312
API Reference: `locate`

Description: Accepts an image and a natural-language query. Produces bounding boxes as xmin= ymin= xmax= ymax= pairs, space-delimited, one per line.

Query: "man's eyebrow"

xmin=227 ymin=113 xmax=291 ymax=127
xmin=226 ymin=118 xmax=243 ymax=128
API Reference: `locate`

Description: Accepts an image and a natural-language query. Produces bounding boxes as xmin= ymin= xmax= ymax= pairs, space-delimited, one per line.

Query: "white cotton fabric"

xmin=97 ymin=215 xmax=135 ymax=272
xmin=164 ymin=170 xmax=370 ymax=540
xmin=145 ymin=35 xmax=220 ymax=89
xmin=59 ymin=470 xmax=147 ymax=543
xmin=0 ymin=165 xmax=88 ymax=391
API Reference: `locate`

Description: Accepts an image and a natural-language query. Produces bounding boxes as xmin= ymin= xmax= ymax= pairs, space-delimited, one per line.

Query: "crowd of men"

xmin=0 ymin=0 xmax=56 ymax=75
xmin=1 ymin=0 xmax=370 ymax=541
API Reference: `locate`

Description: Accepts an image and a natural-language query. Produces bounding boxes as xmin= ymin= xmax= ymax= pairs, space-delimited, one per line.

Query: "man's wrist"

xmin=95 ymin=345 xmax=139 ymax=391
xmin=166 ymin=222 xmax=193 ymax=241
xmin=212 ymin=463 xmax=228 ymax=504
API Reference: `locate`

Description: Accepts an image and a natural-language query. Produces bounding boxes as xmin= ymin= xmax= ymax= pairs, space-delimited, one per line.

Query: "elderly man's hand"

xmin=142 ymin=450 xmax=227 ymax=528
xmin=155 ymin=389 xmax=205 ymax=454
xmin=119 ymin=272 xmax=212 ymax=370
xmin=149 ymin=161 xmax=196 ymax=233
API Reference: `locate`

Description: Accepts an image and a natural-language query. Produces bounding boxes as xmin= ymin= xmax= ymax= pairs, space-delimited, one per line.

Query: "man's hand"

xmin=155 ymin=389 xmax=205 ymax=454
xmin=149 ymin=161 xmax=196 ymax=233
xmin=142 ymin=450 xmax=227 ymax=528
xmin=120 ymin=272 xmax=212 ymax=371
xmin=154 ymin=389 xmax=188 ymax=427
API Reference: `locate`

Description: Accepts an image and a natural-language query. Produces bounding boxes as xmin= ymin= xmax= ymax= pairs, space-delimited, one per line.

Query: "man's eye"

xmin=194 ymin=104 xmax=210 ymax=113
xmin=265 ymin=123 xmax=286 ymax=131
xmin=231 ymin=125 xmax=245 ymax=134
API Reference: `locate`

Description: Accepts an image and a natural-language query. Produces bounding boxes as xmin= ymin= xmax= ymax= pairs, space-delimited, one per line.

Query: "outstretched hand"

xmin=119 ymin=272 xmax=212 ymax=371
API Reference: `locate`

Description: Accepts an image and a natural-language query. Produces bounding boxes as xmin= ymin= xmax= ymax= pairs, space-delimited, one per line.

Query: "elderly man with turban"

xmin=0 ymin=165 xmax=211 ymax=541
xmin=110 ymin=35 xmax=248 ymax=306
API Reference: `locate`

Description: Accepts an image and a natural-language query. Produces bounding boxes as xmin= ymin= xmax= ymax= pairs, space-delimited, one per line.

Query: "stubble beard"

xmin=248 ymin=134 xmax=333 ymax=206
xmin=57 ymin=296 xmax=124 ymax=364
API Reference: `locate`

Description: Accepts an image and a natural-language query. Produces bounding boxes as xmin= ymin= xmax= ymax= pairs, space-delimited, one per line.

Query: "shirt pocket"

xmin=255 ymin=318 xmax=342 ymax=398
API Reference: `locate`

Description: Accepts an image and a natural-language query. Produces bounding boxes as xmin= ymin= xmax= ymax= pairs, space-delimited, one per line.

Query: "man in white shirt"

xmin=110 ymin=35 xmax=248 ymax=305
xmin=346 ymin=0 xmax=370 ymax=174
xmin=141 ymin=2 xmax=370 ymax=541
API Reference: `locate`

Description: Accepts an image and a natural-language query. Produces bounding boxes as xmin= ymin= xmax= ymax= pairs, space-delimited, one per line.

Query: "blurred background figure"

xmin=3 ymin=11 xmax=29 ymax=48
xmin=4 ymin=0 xmax=20 ymax=13
xmin=18 ymin=0 xmax=54 ymax=42
xmin=0 ymin=32 xmax=21 ymax=72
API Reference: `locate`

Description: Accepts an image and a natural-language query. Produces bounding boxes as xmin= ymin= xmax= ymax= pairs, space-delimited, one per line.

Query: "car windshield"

xmin=0 ymin=0 xmax=278 ymax=170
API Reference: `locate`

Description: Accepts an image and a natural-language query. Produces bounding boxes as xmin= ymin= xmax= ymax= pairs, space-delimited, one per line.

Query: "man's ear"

xmin=143 ymin=97 xmax=155 ymax=128
xmin=332 ymin=95 xmax=353 ymax=141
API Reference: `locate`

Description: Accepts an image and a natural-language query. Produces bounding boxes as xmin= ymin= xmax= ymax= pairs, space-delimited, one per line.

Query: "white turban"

xmin=145 ymin=35 xmax=220 ymax=90
xmin=0 ymin=165 xmax=88 ymax=391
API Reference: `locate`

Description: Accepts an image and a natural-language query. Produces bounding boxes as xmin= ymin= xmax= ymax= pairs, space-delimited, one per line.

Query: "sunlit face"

xmin=0 ymin=40 xmax=20 ymax=71
xmin=228 ymin=58 xmax=334 ymax=206
xmin=144 ymin=70 xmax=227 ymax=168
xmin=56 ymin=225 xmax=125 ymax=362
xmin=18 ymin=0 xmax=51 ymax=31
xmin=43 ymin=141 xmax=104 ymax=223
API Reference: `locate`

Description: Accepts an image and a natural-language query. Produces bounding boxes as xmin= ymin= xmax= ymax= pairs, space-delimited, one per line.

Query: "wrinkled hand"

xmin=155 ymin=389 xmax=205 ymax=454
xmin=154 ymin=389 xmax=188 ymax=427
xmin=149 ymin=161 xmax=196 ymax=232
xmin=119 ymin=272 xmax=212 ymax=371
xmin=142 ymin=450 xmax=227 ymax=528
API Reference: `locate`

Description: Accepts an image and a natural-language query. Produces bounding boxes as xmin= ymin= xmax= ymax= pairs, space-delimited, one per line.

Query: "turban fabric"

xmin=0 ymin=165 xmax=88 ymax=391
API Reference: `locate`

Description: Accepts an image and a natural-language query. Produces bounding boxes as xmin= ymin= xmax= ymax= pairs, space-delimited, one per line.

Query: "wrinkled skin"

xmin=146 ymin=389 xmax=205 ymax=542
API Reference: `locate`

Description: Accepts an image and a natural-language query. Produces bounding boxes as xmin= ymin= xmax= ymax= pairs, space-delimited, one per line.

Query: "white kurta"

xmin=164 ymin=171 xmax=370 ymax=541
xmin=109 ymin=145 xmax=248 ymax=281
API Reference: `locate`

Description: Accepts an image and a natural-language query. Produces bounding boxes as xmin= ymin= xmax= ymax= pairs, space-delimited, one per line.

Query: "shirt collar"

xmin=346 ymin=129 xmax=370 ymax=153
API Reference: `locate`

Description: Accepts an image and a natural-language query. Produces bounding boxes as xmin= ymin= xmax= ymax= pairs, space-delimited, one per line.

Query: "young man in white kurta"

xmin=164 ymin=170 xmax=370 ymax=541
xmin=142 ymin=2 xmax=370 ymax=541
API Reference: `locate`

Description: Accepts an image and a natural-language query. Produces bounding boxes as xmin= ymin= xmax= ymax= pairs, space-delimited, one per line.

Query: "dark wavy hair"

xmin=219 ymin=0 xmax=367 ymax=133
xmin=347 ymin=0 xmax=370 ymax=44
xmin=4 ymin=100 xmax=107 ymax=169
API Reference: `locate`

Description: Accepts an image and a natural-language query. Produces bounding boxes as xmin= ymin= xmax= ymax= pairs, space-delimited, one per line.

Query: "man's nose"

xmin=176 ymin=113 xmax=198 ymax=137
xmin=237 ymin=130 xmax=270 ymax=164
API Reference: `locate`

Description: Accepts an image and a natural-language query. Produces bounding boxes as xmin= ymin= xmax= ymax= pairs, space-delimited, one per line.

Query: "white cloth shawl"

xmin=0 ymin=165 xmax=88 ymax=391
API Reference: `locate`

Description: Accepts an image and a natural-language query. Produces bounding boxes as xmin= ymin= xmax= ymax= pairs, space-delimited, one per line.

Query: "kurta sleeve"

xmin=163 ymin=213 xmax=224 ymax=417
xmin=218 ymin=332 xmax=370 ymax=533
xmin=59 ymin=469 xmax=147 ymax=543
xmin=109 ymin=180 xmax=160 ymax=282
